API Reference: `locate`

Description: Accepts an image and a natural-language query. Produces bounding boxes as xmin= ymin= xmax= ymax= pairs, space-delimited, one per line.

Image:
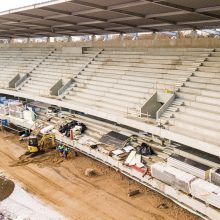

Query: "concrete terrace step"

xmin=66 ymin=92 xmax=142 ymax=108
xmin=91 ymin=60 xmax=194 ymax=70
xmin=178 ymin=106 xmax=220 ymax=122
xmin=98 ymin=53 xmax=203 ymax=61
xmin=89 ymin=63 xmax=195 ymax=71
xmin=103 ymin=48 xmax=212 ymax=52
xmin=198 ymin=66 xmax=220 ymax=73
xmin=78 ymin=73 xmax=178 ymax=85
xmin=185 ymin=81 xmax=220 ymax=90
xmin=168 ymin=123 xmax=220 ymax=147
xmin=176 ymin=92 xmax=220 ymax=106
xmin=102 ymin=50 xmax=210 ymax=56
xmin=68 ymin=88 xmax=147 ymax=104
xmin=86 ymin=65 xmax=193 ymax=75
xmin=179 ymin=87 xmax=220 ymax=98
xmin=74 ymin=84 xmax=151 ymax=99
xmin=82 ymin=69 xmax=189 ymax=82
xmin=182 ymin=99 xmax=220 ymax=114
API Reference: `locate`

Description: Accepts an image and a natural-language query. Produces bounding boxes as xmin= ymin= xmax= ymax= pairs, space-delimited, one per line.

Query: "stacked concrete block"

xmin=210 ymin=168 xmax=220 ymax=187
xmin=151 ymin=162 xmax=196 ymax=194
xmin=191 ymin=179 xmax=220 ymax=209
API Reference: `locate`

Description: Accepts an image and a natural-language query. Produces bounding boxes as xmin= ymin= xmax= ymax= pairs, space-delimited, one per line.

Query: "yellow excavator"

xmin=28 ymin=133 xmax=56 ymax=154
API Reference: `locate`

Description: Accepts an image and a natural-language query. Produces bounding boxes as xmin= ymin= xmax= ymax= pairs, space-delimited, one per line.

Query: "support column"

xmin=152 ymin=32 xmax=158 ymax=40
xmin=119 ymin=33 xmax=123 ymax=41
xmin=46 ymin=36 xmax=50 ymax=43
xmin=27 ymin=37 xmax=31 ymax=43
xmin=191 ymin=30 xmax=198 ymax=38
xmin=8 ymin=38 xmax=12 ymax=44
xmin=91 ymin=35 xmax=95 ymax=42
xmin=132 ymin=32 xmax=138 ymax=40
xmin=103 ymin=34 xmax=108 ymax=41
xmin=67 ymin=36 xmax=72 ymax=42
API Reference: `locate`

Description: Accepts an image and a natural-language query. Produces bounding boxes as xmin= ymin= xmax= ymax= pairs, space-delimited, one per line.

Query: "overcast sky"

xmin=0 ymin=0 xmax=49 ymax=12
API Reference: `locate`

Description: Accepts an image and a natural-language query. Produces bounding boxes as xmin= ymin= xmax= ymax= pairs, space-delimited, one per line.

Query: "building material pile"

xmin=8 ymin=101 xmax=24 ymax=119
xmin=59 ymin=120 xmax=87 ymax=139
xmin=151 ymin=162 xmax=196 ymax=194
xmin=167 ymin=154 xmax=211 ymax=180
xmin=210 ymin=168 xmax=220 ymax=187
xmin=0 ymin=97 xmax=14 ymax=115
xmin=99 ymin=131 xmax=130 ymax=149
xmin=191 ymin=179 xmax=220 ymax=209
xmin=125 ymin=150 xmax=145 ymax=168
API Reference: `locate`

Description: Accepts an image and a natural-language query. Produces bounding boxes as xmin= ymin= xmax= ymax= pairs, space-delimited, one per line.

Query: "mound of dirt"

xmin=0 ymin=177 xmax=15 ymax=201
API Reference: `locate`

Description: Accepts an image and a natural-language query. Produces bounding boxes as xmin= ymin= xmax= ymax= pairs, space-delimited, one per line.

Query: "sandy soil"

xmin=0 ymin=132 xmax=201 ymax=220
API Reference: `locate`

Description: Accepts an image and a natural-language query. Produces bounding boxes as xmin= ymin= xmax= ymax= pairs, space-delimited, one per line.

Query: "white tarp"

xmin=191 ymin=179 xmax=220 ymax=209
xmin=151 ymin=162 xmax=196 ymax=194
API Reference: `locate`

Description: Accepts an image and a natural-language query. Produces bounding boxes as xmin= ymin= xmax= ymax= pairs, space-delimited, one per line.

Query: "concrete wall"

xmin=1 ymin=38 xmax=220 ymax=49
xmin=141 ymin=93 xmax=162 ymax=119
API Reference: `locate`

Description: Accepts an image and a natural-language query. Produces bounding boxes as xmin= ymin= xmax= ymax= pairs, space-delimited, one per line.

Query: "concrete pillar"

xmin=27 ymin=37 xmax=31 ymax=43
xmin=191 ymin=30 xmax=198 ymax=38
xmin=67 ymin=36 xmax=72 ymax=42
xmin=8 ymin=38 xmax=12 ymax=44
xmin=103 ymin=34 xmax=108 ymax=41
xmin=132 ymin=32 xmax=138 ymax=40
xmin=152 ymin=32 xmax=158 ymax=40
xmin=46 ymin=36 xmax=50 ymax=43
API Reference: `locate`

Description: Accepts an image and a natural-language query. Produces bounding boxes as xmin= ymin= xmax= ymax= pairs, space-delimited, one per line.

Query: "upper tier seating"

xmin=0 ymin=47 xmax=52 ymax=88
xmin=160 ymin=49 xmax=220 ymax=146
xmin=63 ymin=47 xmax=212 ymax=116
xmin=19 ymin=48 xmax=99 ymax=96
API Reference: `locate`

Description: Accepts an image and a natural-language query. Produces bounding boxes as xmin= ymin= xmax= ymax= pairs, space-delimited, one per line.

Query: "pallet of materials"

xmin=167 ymin=154 xmax=211 ymax=180
xmin=99 ymin=131 xmax=130 ymax=149
xmin=0 ymin=104 xmax=9 ymax=115
xmin=191 ymin=179 xmax=220 ymax=209
xmin=9 ymin=110 xmax=23 ymax=119
xmin=8 ymin=101 xmax=24 ymax=112
xmin=8 ymin=101 xmax=24 ymax=119
xmin=210 ymin=168 xmax=220 ymax=187
xmin=151 ymin=162 xmax=196 ymax=194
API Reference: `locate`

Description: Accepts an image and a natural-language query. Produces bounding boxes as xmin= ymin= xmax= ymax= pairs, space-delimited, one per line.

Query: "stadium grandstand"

xmin=1 ymin=0 xmax=220 ymax=219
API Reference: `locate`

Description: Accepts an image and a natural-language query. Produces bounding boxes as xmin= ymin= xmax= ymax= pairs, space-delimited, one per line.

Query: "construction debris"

xmin=84 ymin=168 xmax=96 ymax=177
xmin=128 ymin=189 xmax=140 ymax=197
xmin=167 ymin=154 xmax=211 ymax=180
xmin=157 ymin=203 xmax=169 ymax=209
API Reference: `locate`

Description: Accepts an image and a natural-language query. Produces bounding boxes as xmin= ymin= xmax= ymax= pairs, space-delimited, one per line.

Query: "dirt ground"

xmin=0 ymin=177 xmax=14 ymax=201
xmin=0 ymin=132 xmax=201 ymax=220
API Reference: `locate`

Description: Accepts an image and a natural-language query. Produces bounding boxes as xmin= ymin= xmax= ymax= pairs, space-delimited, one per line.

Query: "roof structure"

xmin=1 ymin=0 xmax=220 ymax=38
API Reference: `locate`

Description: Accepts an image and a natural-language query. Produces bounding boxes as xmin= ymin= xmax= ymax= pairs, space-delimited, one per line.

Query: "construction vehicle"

xmin=28 ymin=133 xmax=56 ymax=154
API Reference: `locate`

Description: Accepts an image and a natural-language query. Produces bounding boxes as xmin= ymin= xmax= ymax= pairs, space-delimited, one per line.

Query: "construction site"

xmin=0 ymin=0 xmax=220 ymax=219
